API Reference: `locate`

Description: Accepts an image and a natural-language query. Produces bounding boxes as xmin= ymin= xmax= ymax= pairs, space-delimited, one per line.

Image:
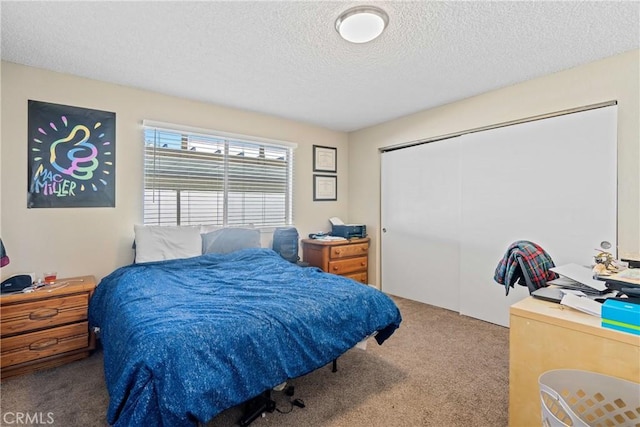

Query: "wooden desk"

xmin=509 ymin=297 xmax=640 ymax=426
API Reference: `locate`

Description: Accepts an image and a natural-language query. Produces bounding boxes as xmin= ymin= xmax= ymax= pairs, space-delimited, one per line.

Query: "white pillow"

xmin=134 ymin=225 xmax=202 ymax=263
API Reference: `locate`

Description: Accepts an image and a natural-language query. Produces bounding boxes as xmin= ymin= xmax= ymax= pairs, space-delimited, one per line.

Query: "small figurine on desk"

xmin=592 ymin=241 xmax=625 ymax=277
xmin=594 ymin=251 xmax=617 ymax=274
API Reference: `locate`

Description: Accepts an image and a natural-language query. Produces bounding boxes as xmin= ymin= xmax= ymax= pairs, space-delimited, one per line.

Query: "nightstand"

xmin=0 ymin=275 xmax=97 ymax=380
xmin=301 ymin=238 xmax=369 ymax=284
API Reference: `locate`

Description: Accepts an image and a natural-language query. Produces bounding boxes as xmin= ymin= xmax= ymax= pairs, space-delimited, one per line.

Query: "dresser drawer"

xmin=344 ymin=272 xmax=368 ymax=284
xmin=328 ymin=256 xmax=368 ymax=275
xmin=1 ymin=322 xmax=89 ymax=368
xmin=1 ymin=294 xmax=89 ymax=336
xmin=330 ymin=243 xmax=369 ymax=259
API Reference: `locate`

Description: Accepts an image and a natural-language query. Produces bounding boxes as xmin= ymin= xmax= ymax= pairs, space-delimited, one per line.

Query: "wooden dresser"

xmin=301 ymin=237 xmax=369 ymax=284
xmin=0 ymin=275 xmax=97 ymax=379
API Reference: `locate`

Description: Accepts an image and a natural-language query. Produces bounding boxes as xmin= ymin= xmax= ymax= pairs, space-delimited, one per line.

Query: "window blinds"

xmin=143 ymin=122 xmax=294 ymax=228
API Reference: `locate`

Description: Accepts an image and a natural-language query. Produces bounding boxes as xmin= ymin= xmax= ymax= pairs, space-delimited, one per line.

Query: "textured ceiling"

xmin=1 ymin=1 xmax=638 ymax=132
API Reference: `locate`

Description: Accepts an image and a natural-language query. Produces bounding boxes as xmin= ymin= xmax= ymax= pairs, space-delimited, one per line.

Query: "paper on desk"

xmin=315 ymin=235 xmax=347 ymax=241
xmin=329 ymin=217 xmax=345 ymax=226
xmin=560 ymin=293 xmax=602 ymax=317
xmin=560 ymin=288 xmax=619 ymax=301
xmin=550 ymin=263 xmax=608 ymax=291
xmin=560 ymin=289 xmax=588 ymax=297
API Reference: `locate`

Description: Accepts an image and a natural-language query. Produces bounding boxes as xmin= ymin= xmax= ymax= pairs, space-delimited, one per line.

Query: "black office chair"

xmin=516 ymin=256 xmax=541 ymax=295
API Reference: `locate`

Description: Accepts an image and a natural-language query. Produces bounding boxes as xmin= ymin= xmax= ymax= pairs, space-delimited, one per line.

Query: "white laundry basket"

xmin=538 ymin=369 xmax=640 ymax=427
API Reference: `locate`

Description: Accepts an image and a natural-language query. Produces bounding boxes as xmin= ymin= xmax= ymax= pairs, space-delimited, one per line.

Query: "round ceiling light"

xmin=335 ymin=6 xmax=389 ymax=44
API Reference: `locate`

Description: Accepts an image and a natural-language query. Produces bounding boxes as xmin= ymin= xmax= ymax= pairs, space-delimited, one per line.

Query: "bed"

xmin=89 ymin=247 xmax=401 ymax=426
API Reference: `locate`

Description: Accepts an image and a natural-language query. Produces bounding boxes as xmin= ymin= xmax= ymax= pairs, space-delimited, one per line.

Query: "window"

xmin=143 ymin=121 xmax=295 ymax=228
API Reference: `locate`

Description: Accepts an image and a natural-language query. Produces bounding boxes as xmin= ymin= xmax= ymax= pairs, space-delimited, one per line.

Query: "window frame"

xmin=142 ymin=120 xmax=296 ymax=229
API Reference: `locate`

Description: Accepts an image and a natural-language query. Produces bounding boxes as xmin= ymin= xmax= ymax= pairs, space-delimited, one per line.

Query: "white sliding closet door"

xmin=380 ymin=105 xmax=617 ymax=327
xmin=458 ymin=106 xmax=617 ymax=326
xmin=381 ymin=138 xmax=461 ymax=312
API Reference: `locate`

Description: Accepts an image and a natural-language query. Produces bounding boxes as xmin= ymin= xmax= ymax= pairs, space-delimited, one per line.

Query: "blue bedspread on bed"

xmin=89 ymin=248 xmax=401 ymax=426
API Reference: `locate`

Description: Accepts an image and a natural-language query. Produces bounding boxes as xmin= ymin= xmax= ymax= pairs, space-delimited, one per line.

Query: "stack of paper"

xmin=560 ymin=292 xmax=602 ymax=317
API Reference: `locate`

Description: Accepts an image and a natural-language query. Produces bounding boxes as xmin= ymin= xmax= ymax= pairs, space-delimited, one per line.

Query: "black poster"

xmin=27 ymin=100 xmax=116 ymax=208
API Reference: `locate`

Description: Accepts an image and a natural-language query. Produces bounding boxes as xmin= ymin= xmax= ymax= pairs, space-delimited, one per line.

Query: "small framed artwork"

xmin=313 ymin=175 xmax=337 ymax=201
xmin=313 ymin=145 xmax=337 ymax=173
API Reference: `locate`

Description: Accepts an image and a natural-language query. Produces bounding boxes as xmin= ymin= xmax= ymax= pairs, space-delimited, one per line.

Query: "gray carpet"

xmin=0 ymin=296 xmax=509 ymax=426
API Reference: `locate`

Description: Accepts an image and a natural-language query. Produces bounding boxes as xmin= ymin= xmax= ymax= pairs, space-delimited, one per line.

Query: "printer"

xmin=329 ymin=217 xmax=366 ymax=239
xmin=332 ymin=224 xmax=366 ymax=239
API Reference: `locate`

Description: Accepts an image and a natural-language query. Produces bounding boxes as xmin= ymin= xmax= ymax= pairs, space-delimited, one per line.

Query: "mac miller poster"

xmin=27 ymin=100 xmax=116 ymax=208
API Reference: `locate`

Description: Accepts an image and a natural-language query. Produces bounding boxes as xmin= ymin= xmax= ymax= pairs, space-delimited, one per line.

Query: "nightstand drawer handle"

xmin=29 ymin=338 xmax=59 ymax=350
xmin=29 ymin=308 xmax=59 ymax=320
xmin=335 ymin=250 xmax=341 ymax=254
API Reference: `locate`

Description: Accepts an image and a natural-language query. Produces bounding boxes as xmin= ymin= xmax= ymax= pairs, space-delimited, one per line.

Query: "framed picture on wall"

xmin=313 ymin=175 xmax=337 ymax=201
xmin=27 ymin=100 xmax=116 ymax=208
xmin=313 ymin=145 xmax=337 ymax=173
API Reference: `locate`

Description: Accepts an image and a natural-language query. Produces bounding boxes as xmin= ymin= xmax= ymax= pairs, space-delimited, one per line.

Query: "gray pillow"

xmin=202 ymin=228 xmax=261 ymax=254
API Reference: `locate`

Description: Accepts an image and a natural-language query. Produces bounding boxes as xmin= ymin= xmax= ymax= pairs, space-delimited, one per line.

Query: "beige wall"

xmin=0 ymin=61 xmax=349 ymax=280
xmin=2 ymin=50 xmax=638 ymax=285
xmin=348 ymin=49 xmax=640 ymax=288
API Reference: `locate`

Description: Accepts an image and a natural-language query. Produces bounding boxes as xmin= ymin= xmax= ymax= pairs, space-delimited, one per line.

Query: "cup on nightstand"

xmin=43 ymin=272 xmax=57 ymax=284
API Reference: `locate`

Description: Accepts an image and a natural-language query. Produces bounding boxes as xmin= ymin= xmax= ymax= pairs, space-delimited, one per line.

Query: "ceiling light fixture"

xmin=335 ymin=6 xmax=389 ymax=44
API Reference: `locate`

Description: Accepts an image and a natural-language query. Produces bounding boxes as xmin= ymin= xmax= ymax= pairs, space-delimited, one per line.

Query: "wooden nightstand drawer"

xmin=328 ymin=256 xmax=368 ymax=275
xmin=1 ymin=293 xmax=89 ymax=336
xmin=344 ymin=272 xmax=368 ymax=284
xmin=0 ymin=275 xmax=97 ymax=379
xmin=330 ymin=243 xmax=368 ymax=259
xmin=302 ymin=238 xmax=370 ymax=282
xmin=1 ymin=322 xmax=89 ymax=368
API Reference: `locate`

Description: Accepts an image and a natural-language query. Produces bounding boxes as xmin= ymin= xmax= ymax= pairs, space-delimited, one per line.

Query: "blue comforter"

xmin=89 ymin=248 xmax=401 ymax=426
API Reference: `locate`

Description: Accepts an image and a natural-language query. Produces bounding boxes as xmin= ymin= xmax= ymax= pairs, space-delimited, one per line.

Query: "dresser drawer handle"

xmin=361 ymin=262 xmax=366 ymax=266
xmin=29 ymin=338 xmax=59 ymax=351
xmin=29 ymin=308 xmax=59 ymax=320
xmin=332 ymin=266 xmax=339 ymax=271
xmin=334 ymin=250 xmax=341 ymax=254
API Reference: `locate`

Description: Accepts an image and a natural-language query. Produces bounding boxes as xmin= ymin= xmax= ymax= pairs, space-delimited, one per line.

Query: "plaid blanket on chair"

xmin=494 ymin=240 xmax=557 ymax=295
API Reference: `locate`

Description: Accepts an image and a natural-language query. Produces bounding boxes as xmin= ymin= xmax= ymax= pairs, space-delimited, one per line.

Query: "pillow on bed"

xmin=134 ymin=225 xmax=202 ymax=263
xmin=202 ymin=227 xmax=261 ymax=254
xmin=199 ymin=224 xmax=221 ymax=234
